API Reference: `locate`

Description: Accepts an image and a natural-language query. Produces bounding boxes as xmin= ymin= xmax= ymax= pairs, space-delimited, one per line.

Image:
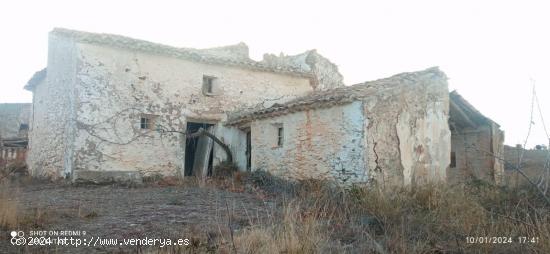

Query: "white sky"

xmin=0 ymin=0 xmax=549 ymax=147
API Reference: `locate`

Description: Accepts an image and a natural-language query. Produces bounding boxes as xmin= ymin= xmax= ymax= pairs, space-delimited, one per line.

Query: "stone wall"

xmin=250 ymin=102 xmax=367 ymax=184
xmin=448 ymin=124 xmax=505 ymax=184
xmin=446 ymin=91 xmax=505 ymax=185
xmin=361 ymin=68 xmax=451 ymax=187
xmin=200 ymin=42 xmax=250 ymax=60
xmin=230 ymin=68 xmax=451 ymax=187
xmin=0 ymin=103 xmax=31 ymax=139
xmin=491 ymin=123 xmax=505 ymax=184
xmin=262 ymin=50 xmax=344 ymax=91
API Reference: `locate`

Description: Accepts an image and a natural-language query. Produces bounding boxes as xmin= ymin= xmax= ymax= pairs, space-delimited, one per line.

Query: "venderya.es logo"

xmin=10 ymin=231 xmax=26 ymax=245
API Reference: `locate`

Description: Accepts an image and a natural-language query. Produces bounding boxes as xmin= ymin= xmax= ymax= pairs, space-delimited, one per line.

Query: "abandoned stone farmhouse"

xmin=16 ymin=28 xmax=504 ymax=186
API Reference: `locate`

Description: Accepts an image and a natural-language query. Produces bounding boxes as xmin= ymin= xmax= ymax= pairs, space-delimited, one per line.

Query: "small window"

xmin=19 ymin=124 xmax=29 ymax=131
xmin=277 ymin=126 xmax=284 ymax=147
xmin=140 ymin=117 xmax=152 ymax=130
xmin=450 ymin=152 xmax=456 ymax=168
xmin=203 ymin=75 xmax=217 ymax=95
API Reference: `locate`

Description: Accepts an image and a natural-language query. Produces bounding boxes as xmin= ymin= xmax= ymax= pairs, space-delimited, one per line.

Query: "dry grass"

xmin=0 ymin=178 xmax=84 ymax=232
xmin=4 ymin=168 xmax=549 ymax=253
xmin=230 ymin=174 xmax=550 ymax=254
xmin=1 ymin=162 xmax=31 ymax=230
xmin=0 ymin=181 xmax=50 ymax=231
xmin=235 ymin=202 xmax=328 ymax=254
xmin=149 ymin=171 xmax=550 ymax=254
xmin=503 ymin=146 xmax=550 ymax=188
xmin=0 ymin=182 xmax=18 ymax=228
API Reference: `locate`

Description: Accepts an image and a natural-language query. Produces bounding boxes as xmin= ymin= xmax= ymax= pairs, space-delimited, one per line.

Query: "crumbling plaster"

xmin=362 ymin=69 xmax=451 ymax=187
xmin=74 ymin=44 xmax=313 ymax=176
xmin=25 ymin=29 xmax=464 ymax=187
xmin=230 ymin=68 xmax=451 ymax=187
xmin=262 ymin=50 xmax=344 ymax=91
xmin=251 ymin=101 xmax=367 ymax=184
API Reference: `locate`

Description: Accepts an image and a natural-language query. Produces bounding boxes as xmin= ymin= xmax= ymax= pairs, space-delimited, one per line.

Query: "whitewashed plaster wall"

xmin=237 ymin=68 xmax=450 ymax=187
xmin=70 ymin=42 xmax=313 ymax=177
xmin=27 ymin=34 xmax=78 ymax=178
xmin=250 ymin=102 xmax=367 ymax=185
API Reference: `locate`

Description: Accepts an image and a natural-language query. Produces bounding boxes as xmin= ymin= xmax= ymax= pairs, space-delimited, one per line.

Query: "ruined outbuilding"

xmin=23 ymin=28 xmax=504 ymax=186
xmin=0 ymin=103 xmax=31 ymax=140
xmin=0 ymin=103 xmax=31 ymax=166
xmin=228 ymin=68 xmax=451 ymax=187
xmin=448 ymin=91 xmax=505 ymax=184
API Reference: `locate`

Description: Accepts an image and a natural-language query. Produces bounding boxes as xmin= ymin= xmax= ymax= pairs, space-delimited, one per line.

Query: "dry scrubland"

xmin=504 ymin=146 xmax=550 ymax=188
xmin=1 ymin=163 xmax=549 ymax=254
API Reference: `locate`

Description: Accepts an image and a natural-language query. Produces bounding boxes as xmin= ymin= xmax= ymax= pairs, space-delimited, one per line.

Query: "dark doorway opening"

xmin=246 ymin=130 xmax=251 ymax=171
xmin=450 ymin=151 xmax=457 ymax=168
xmin=184 ymin=122 xmax=215 ymax=176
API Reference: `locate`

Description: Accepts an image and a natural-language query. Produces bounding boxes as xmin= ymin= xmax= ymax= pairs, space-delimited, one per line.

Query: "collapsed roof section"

xmin=261 ymin=50 xmax=344 ymax=91
xmin=449 ymin=91 xmax=499 ymax=130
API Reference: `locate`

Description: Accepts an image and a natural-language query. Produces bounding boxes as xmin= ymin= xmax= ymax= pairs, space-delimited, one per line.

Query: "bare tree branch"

xmin=157 ymin=125 xmax=233 ymax=163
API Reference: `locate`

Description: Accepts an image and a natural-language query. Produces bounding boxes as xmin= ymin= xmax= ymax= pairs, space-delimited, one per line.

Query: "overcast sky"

xmin=0 ymin=0 xmax=548 ymax=147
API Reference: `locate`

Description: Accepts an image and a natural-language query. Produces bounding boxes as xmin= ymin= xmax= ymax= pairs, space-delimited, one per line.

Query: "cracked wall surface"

xmin=232 ymin=68 xmax=451 ymax=187
xmin=362 ymin=68 xmax=451 ymax=187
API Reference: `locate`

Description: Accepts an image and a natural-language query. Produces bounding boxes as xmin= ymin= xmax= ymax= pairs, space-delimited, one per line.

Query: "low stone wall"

xmin=72 ymin=170 xmax=143 ymax=185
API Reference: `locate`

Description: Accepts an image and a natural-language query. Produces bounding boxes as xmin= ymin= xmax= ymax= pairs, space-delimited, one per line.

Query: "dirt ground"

xmin=0 ymin=179 xmax=275 ymax=253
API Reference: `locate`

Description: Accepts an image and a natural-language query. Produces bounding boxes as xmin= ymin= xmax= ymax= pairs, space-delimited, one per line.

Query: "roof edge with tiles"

xmin=50 ymin=28 xmax=314 ymax=79
xmin=226 ymin=67 xmax=446 ymax=125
